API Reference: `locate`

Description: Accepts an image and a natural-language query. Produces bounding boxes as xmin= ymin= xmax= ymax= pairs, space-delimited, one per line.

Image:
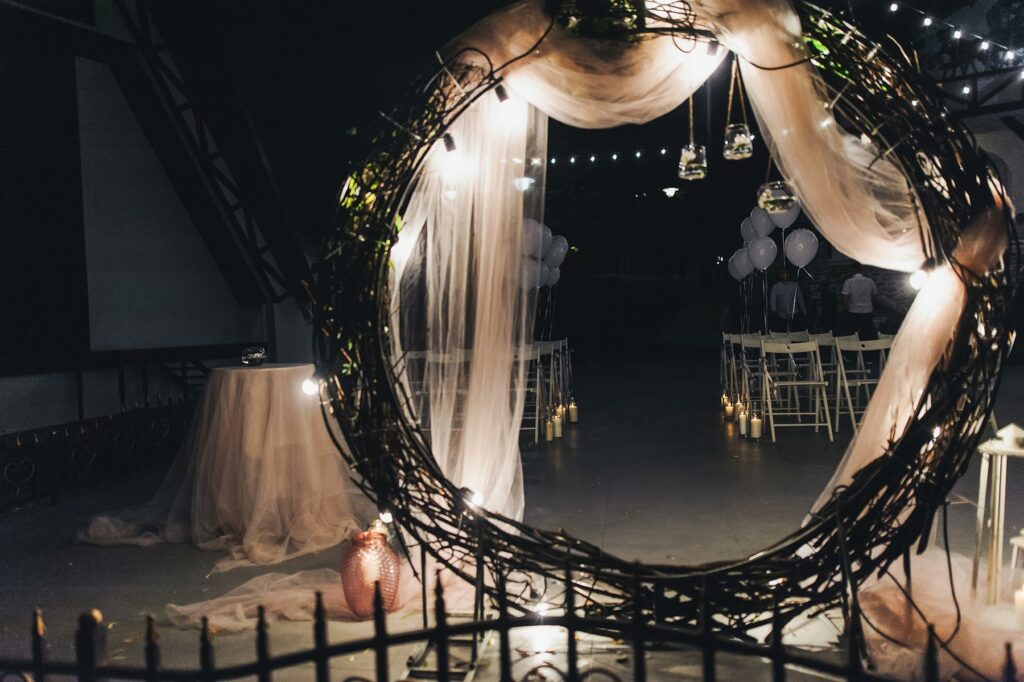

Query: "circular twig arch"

xmin=314 ymin=0 xmax=1014 ymax=634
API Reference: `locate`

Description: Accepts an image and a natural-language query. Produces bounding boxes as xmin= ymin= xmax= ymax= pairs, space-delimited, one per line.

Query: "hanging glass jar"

xmin=757 ymin=180 xmax=798 ymax=213
xmin=678 ymin=144 xmax=707 ymax=181
xmin=678 ymin=94 xmax=707 ymax=181
xmin=723 ymin=124 xmax=754 ymax=160
xmin=723 ymin=59 xmax=755 ymax=161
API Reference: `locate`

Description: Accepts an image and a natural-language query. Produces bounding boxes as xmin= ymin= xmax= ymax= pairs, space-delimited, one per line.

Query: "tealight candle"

xmin=750 ymin=416 xmax=763 ymax=439
xmin=1016 ymin=585 xmax=1024 ymax=630
xmin=568 ymin=401 xmax=578 ymax=423
xmin=739 ymin=410 xmax=748 ymax=436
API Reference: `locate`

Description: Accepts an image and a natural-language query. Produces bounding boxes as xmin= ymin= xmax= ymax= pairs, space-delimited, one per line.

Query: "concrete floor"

xmin=2 ymin=354 xmax=1024 ymax=679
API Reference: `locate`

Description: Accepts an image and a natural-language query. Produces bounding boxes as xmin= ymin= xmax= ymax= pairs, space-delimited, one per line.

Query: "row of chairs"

xmin=396 ymin=340 xmax=575 ymax=445
xmin=721 ymin=331 xmax=893 ymax=442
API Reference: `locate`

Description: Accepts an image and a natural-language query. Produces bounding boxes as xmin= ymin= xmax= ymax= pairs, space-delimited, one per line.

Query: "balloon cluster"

xmin=727 ymin=202 xmax=818 ymax=280
xmin=522 ymin=218 xmax=568 ymax=289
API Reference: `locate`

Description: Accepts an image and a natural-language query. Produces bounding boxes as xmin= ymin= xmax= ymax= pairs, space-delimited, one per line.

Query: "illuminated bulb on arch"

xmin=470 ymin=490 xmax=484 ymax=506
xmin=379 ymin=511 xmax=394 ymax=524
xmin=909 ymin=257 xmax=937 ymax=291
xmin=301 ymin=378 xmax=318 ymax=396
xmin=980 ymin=40 xmax=990 ymax=51
xmin=952 ymin=29 xmax=962 ymax=39
xmin=922 ymin=16 xmax=932 ymax=26
xmin=889 ymin=2 xmax=897 ymax=10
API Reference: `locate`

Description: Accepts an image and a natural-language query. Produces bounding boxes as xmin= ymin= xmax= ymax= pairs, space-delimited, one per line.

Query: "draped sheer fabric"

xmin=77 ymin=365 xmax=373 ymax=573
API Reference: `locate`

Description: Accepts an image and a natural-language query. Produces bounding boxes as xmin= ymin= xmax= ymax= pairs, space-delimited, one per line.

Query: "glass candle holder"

xmin=757 ymin=181 xmax=798 ymax=213
xmin=241 ymin=346 xmax=267 ymax=367
xmin=723 ymin=123 xmax=754 ymax=160
xmin=678 ymin=144 xmax=707 ymax=181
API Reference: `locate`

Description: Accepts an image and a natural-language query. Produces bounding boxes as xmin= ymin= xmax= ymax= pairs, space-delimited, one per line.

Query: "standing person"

xmin=769 ymin=268 xmax=805 ymax=332
xmin=841 ymin=263 xmax=878 ymax=339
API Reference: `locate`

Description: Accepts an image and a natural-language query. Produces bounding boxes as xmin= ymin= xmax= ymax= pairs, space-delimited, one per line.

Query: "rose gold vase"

xmin=341 ymin=530 xmax=400 ymax=619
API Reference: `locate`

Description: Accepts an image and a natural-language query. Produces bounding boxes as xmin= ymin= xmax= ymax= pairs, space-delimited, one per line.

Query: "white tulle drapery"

xmin=390 ymin=89 xmax=547 ymax=521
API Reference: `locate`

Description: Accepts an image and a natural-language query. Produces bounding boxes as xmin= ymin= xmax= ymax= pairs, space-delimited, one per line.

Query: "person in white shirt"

xmin=841 ymin=263 xmax=878 ymax=339
xmin=769 ymin=268 xmax=805 ymax=331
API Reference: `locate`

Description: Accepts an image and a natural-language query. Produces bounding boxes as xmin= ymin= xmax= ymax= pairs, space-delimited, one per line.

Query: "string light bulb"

xmin=952 ymin=29 xmax=962 ymax=39
xmin=379 ymin=510 xmax=394 ymax=524
xmin=980 ymin=40 xmax=990 ymax=51
xmin=635 ymin=150 xmax=642 ymax=158
xmin=889 ymin=2 xmax=897 ymax=10
xmin=612 ymin=153 xmax=618 ymax=160
xmin=962 ymin=85 xmax=971 ymax=94
xmin=589 ymin=154 xmax=596 ymax=162
xmin=923 ymin=16 xmax=932 ymax=26
xmin=301 ymin=377 xmax=319 ymax=396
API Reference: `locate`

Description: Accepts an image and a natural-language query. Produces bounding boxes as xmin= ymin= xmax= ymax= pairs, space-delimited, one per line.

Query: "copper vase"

xmin=341 ymin=530 xmax=400 ymax=619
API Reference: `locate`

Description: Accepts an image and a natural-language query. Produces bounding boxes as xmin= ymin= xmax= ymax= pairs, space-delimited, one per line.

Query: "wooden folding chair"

xmin=760 ymin=340 xmax=834 ymax=443
xmin=834 ymin=337 xmax=892 ymax=434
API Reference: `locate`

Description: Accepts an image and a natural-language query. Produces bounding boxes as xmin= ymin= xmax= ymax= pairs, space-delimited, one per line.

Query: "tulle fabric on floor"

xmin=76 ymin=364 xmax=373 ymax=573
xmin=860 ymin=549 xmax=1024 ymax=680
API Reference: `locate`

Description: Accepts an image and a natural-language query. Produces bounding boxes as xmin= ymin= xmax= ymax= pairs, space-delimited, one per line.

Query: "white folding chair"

xmin=834 ymin=337 xmax=892 ymax=434
xmin=760 ymin=340 xmax=834 ymax=443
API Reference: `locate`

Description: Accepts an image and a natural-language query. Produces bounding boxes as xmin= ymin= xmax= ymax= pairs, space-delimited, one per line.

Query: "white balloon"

xmin=522 ymin=218 xmax=544 ymax=257
xmin=740 ymin=218 xmax=756 ymax=242
xmin=544 ymin=235 xmax=569 ymax=268
xmin=546 ymin=266 xmax=561 ymax=286
xmin=783 ymin=228 xmax=818 ymax=268
xmin=521 ymin=256 xmax=543 ymax=289
xmin=730 ymin=248 xmax=754 ymax=278
xmin=541 ymin=225 xmax=553 ymax=255
xmin=748 ymin=236 xmax=777 ymax=271
xmin=727 ymin=257 xmax=743 ymax=281
xmin=750 ymin=207 xmax=775 ymax=236
xmin=770 ymin=203 xmax=801 ymax=229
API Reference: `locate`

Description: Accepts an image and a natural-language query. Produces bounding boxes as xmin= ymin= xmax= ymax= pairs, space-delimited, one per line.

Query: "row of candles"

xmin=721 ymin=394 xmax=764 ymax=439
xmin=544 ymin=400 xmax=579 ymax=442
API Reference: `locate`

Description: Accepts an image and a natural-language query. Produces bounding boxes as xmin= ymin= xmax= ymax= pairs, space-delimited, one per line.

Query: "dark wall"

xmin=0 ymin=19 xmax=90 ymax=361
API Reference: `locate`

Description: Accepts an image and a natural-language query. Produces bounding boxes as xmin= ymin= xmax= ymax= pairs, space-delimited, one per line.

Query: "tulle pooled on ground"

xmin=860 ymin=549 xmax=1024 ymax=680
xmin=77 ymin=364 xmax=373 ymax=573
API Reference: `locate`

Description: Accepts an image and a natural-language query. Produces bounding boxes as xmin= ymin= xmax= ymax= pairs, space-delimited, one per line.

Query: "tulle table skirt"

xmin=78 ymin=363 xmax=372 ymax=573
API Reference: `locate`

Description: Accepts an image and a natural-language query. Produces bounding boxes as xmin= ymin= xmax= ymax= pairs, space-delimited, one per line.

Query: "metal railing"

xmin=3 ymin=570 xmax=1015 ymax=682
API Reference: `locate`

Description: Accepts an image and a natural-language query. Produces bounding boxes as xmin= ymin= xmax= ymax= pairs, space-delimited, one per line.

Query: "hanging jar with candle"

xmin=723 ymin=58 xmax=755 ymax=161
xmin=678 ymin=94 xmax=707 ymax=181
xmin=757 ymin=180 xmax=798 ymax=213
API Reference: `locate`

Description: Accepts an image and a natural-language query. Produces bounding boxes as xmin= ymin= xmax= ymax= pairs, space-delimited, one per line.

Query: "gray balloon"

xmin=748 ymin=236 xmax=777 ymax=271
xmin=784 ymin=228 xmax=818 ymax=268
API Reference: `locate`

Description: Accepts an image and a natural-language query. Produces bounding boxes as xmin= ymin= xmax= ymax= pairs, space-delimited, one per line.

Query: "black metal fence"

xmin=0 ymin=394 xmax=196 ymax=511
xmin=3 ymin=573 xmax=1016 ymax=682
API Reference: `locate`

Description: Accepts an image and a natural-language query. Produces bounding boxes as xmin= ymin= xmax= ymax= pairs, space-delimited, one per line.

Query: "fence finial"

xmin=255 ymin=606 xmax=270 ymax=682
xmin=199 ymin=616 xmax=215 ymax=679
xmin=144 ymin=614 xmax=160 ymax=678
xmin=1003 ymin=642 xmax=1017 ymax=682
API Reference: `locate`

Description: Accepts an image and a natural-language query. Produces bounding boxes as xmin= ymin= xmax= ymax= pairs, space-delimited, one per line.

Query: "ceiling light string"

xmin=887 ymin=0 xmax=1021 ymax=60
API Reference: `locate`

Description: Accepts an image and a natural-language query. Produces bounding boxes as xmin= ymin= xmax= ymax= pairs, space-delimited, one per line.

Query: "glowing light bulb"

xmin=589 ymin=155 xmax=595 ymax=162
xmin=980 ymin=40 xmax=990 ymax=51
xmin=379 ymin=511 xmax=394 ymax=524
xmin=952 ymin=29 xmax=962 ymax=39
xmin=569 ymin=156 xmax=576 ymax=164
xmin=909 ymin=269 xmax=929 ymax=290
xmin=611 ymin=153 xmax=618 ymax=161
xmin=660 ymin=148 xmax=667 ymax=155
xmin=962 ymin=85 xmax=971 ymax=95
xmin=888 ymin=2 xmax=897 ymax=11
xmin=301 ymin=378 xmax=318 ymax=395
xmin=550 ymin=157 xmax=556 ymax=164
xmin=932 ymin=426 xmax=942 ymax=439
xmin=470 ymin=490 xmax=484 ymax=506
xmin=923 ymin=16 xmax=932 ymax=26
xmin=635 ymin=150 xmax=642 ymax=158
xmin=662 ymin=187 xmax=679 ymax=197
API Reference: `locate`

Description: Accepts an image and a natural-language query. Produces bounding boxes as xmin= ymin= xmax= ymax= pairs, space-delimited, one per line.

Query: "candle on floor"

xmin=750 ymin=415 xmax=763 ymax=439
xmin=1016 ymin=585 xmax=1024 ymax=630
xmin=734 ymin=402 xmax=744 ymax=423
xmin=739 ymin=410 xmax=748 ymax=436
xmin=554 ymin=412 xmax=563 ymax=438
xmin=568 ymin=400 xmax=578 ymax=423
xmin=545 ymin=418 xmax=554 ymax=442
xmin=724 ymin=402 xmax=734 ymax=419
